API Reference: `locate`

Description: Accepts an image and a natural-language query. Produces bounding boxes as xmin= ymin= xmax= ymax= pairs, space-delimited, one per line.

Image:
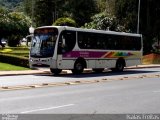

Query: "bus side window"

xmin=58 ymin=35 xmax=67 ymax=54
xmin=58 ymin=30 xmax=76 ymax=54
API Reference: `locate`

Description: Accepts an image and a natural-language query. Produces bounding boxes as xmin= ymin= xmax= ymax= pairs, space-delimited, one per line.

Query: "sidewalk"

xmin=0 ymin=64 xmax=160 ymax=76
xmin=0 ymin=69 xmax=50 ymax=76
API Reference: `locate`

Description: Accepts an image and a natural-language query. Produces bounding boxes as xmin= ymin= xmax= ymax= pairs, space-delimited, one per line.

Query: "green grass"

xmin=0 ymin=62 xmax=30 ymax=71
xmin=0 ymin=47 xmax=29 ymax=57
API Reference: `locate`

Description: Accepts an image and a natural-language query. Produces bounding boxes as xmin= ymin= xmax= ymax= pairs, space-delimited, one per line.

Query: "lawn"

xmin=0 ymin=47 xmax=29 ymax=57
xmin=0 ymin=47 xmax=29 ymax=68
xmin=0 ymin=62 xmax=30 ymax=71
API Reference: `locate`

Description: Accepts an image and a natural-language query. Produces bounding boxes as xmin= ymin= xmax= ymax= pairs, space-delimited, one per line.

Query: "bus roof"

xmin=36 ymin=26 xmax=142 ymax=37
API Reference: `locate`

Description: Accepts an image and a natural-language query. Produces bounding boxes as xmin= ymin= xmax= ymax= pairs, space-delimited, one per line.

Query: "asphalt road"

xmin=0 ymin=67 xmax=160 ymax=114
xmin=0 ymin=67 xmax=160 ymax=87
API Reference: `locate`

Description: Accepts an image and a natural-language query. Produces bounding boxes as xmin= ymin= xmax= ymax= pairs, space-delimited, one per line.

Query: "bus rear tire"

xmin=116 ymin=60 xmax=125 ymax=72
xmin=72 ymin=61 xmax=84 ymax=74
xmin=111 ymin=59 xmax=125 ymax=72
xmin=50 ymin=68 xmax=62 ymax=75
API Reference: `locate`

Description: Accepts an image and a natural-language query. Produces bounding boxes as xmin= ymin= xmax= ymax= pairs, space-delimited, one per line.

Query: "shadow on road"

xmin=36 ymin=69 xmax=159 ymax=78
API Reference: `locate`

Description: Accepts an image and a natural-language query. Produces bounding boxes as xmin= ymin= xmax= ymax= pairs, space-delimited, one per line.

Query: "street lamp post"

xmin=29 ymin=26 xmax=34 ymax=34
xmin=137 ymin=0 xmax=141 ymax=34
xmin=29 ymin=0 xmax=34 ymax=34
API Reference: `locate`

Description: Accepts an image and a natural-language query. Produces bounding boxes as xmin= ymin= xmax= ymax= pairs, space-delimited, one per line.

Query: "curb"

xmin=126 ymin=65 xmax=160 ymax=69
xmin=0 ymin=70 xmax=50 ymax=76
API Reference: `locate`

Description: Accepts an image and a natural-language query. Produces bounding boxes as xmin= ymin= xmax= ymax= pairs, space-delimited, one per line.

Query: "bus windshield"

xmin=30 ymin=28 xmax=58 ymax=58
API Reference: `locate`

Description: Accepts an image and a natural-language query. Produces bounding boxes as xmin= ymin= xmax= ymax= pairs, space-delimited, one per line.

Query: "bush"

xmin=53 ymin=17 xmax=76 ymax=27
xmin=0 ymin=54 xmax=29 ymax=67
xmin=83 ymin=12 xmax=128 ymax=32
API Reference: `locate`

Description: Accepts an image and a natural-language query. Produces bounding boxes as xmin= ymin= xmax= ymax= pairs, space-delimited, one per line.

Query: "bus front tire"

xmin=50 ymin=68 xmax=62 ymax=75
xmin=72 ymin=61 xmax=84 ymax=74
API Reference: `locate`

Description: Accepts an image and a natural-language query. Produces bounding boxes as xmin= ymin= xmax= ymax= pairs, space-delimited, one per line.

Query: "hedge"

xmin=0 ymin=54 xmax=29 ymax=68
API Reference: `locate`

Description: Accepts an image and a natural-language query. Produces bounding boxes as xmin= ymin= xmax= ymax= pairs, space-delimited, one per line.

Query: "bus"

xmin=28 ymin=26 xmax=143 ymax=74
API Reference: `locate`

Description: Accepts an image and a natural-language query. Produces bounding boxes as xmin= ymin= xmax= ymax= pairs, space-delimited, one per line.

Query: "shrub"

xmin=53 ymin=17 xmax=76 ymax=27
xmin=0 ymin=54 xmax=29 ymax=67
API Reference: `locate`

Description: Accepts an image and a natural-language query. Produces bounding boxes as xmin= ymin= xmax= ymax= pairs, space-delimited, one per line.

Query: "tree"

xmin=96 ymin=0 xmax=107 ymax=12
xmin=7 ymin=12 xmax=31 ymax=46
xmin=96 ymin=0 xmax=116 ymax=15
xmin=0 ymin=7 xmax=10 ymax=38
xmin=24 ymin=0 xmax=98 ymax=27
xmin=67 ymin=0 xmax=98 ymax=27
xmin=115 ymin=0 xmax=160 ymax=54
xmin=84 ymin=12 xmax=126 ymax=32
xmin=24 ymin=0 xmax=32 ymax=17
xmin=115 ymin=0 xmax=138 ymax=33
xmin=0 ymin=0 xmax=23 ymax=12
xmin=33 ymin=0 xmax=56 ymax=26
xmin=0 ymin=7 xmax=31 ymax=47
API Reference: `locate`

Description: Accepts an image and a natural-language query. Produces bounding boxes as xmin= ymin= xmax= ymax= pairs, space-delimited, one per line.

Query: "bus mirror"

xmin=26 ymin=35 xmax=33 ymax=47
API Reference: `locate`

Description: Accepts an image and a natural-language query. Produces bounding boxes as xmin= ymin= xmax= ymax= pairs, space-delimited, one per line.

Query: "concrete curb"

xmin=0 ymin=70 xmax=50 ymax=76
xmin=126 ymin=64 xmax=160 ymax=69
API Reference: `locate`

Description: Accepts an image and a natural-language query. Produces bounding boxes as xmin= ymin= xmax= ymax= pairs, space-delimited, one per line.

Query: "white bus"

xmin=28 ymin=26 xmax=143 ymax=74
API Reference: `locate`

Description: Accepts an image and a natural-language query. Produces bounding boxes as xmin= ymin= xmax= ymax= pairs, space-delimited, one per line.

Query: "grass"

xmin=0 ymin=62 xmax=30 ymax=71
xmin=0 ymin=47 xmax=29 ymax=69
xmin=0 ymin=47 xmax=29 ymax=57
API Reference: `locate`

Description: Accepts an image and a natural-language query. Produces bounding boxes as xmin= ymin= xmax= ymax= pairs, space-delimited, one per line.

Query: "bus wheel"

xmin=93 ymin=68 xmax=104 ymax=73
xmin=50 ymin=68 xmax=62 ymax=75
xmin=72 ymin=61 xmax=84 ymax=74
xmin=116 ymin=60 xmax=125 ymax=72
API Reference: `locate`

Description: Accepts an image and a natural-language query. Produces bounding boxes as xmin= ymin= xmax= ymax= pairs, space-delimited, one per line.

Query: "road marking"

xmin=21 ymin=104 xmax=75 ymax=113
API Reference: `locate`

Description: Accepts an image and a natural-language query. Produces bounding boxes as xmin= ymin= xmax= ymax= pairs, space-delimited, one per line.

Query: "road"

xmin=0 ymin=67 xmax=160 ymax=87
xmin=0 ymin=67 xmax=160 ymax=114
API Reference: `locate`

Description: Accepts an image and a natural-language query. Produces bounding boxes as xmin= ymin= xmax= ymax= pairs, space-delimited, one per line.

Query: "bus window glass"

xmin=58 ymin=30 xmax=76 ymax=54
xmin=78 ymin=31 xmax=141 ymax=51
xmin=30 ymin=28 xmax=58 ymax=58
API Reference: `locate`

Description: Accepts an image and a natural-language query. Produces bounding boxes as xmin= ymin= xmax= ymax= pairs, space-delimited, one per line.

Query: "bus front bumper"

xmin=29 ymin=57 xmax=53 ymax=68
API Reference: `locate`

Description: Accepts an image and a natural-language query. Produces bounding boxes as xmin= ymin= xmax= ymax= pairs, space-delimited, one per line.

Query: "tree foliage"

xmin=0 ymin=7 xmax=31 ymax=46
xmin=7 ymin=12 xmax=31 ymax=46
xmin=84 ymin=13 xmax=116 ymax=30
xmin=67 ymin=0 xmax=98 ymax=27
xmin=0 ymin=7 xmax=10 ymax=37
xmin=0 ymin=0 xmax=23 ymax=12
xmin=84 ymin=12 xmax=127 ymax=32
xmin=53 ymin=17 xmax=76 ymax=27
xmin=33 ymin=0 xmax=55 ymax=26
xmin=1 ymin=0 xmax=160 ymax=53
xmin=115 ymin=0 xmax=160 ymax=54
xmin=24 ymin=0 xmax=98 ymax=27
xmin=115 ymin=0 xmax=138 ymax=33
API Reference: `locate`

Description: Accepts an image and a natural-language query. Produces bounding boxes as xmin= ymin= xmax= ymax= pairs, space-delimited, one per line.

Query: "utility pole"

xmin=137 ymin=0 xmax=141 ymax=34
